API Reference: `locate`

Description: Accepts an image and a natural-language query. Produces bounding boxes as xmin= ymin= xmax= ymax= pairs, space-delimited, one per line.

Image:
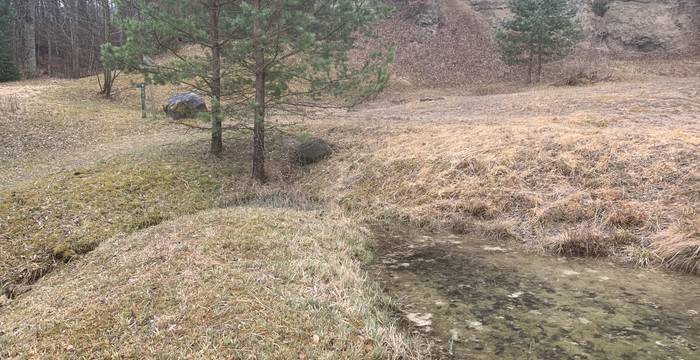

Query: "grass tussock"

xmin=0 ymin=94 xmax=22 ymax=113
xmin=542 ymin=224 xmax=636 ymax=257
xmin=652 ymin=211 xmax=700 ymax=275
xmin=0 ymin=208 xmax=424 ymax=359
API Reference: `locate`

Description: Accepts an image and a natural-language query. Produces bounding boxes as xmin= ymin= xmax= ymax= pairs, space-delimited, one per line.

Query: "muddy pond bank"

xmin=371 ymin=229 xmax=700 ymax=359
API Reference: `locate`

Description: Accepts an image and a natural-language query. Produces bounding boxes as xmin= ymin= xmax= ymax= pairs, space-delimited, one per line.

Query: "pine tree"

xmin=0 ymin=0 xmax=20 ymax=82
xmin=496 ymin=0 xmax=581 ymax=83
xmin=104 ymin=0 xmax=392 ymax=181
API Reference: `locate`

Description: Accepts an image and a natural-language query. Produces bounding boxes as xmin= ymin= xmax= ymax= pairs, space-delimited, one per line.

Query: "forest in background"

xmin=5 ymin=0 xmax=131 ymax=78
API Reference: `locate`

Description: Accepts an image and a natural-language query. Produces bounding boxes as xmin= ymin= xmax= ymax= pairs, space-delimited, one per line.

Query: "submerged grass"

xmin=0 ymin=207 xmax=424 ymax=358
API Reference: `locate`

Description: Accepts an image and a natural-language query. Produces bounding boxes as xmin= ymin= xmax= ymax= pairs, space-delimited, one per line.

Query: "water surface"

xmin=372 ymin=230 xmax=700 ymax=359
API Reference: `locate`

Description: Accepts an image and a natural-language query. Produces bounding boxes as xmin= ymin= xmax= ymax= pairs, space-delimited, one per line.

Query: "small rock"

xmin=296 ymin=139 xmax=332 ymax=165
xmin=399 ymin=263 xmax=410 ymax=268
xmin=508 ymin=291 xmax=524 ymax=299
xmin=449 ymin=328 xmax=462 ymax=342
xmin=688 ymin=310 xmax=698 ymax=316
xmin=467 ymin=321 xmax=484 ymax=330
xmin=578 ymin=317 xmax=592 ymax=325
xmin=483 ymin=246 xmax=508 ymax=252
xmin=406 ymin=312 xmax=432 ymax=328
xmin=561 ymin=269 xmax=580 ymax=276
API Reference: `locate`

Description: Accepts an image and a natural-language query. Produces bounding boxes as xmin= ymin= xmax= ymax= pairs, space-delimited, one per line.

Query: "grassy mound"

xmin=0 ymin=208 xmax=420 ymax=358
xmin=0 ymin=140 xmax=236 ymax=295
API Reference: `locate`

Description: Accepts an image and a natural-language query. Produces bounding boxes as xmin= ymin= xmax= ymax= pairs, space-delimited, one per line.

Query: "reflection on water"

xmin=373 ymin=230 xmax=700 ymax=359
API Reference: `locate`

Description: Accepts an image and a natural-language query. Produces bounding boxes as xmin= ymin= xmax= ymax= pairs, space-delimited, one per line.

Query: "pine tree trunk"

xmin=25 ymin=0 xmax=37 ymax=77
xmin=101 ymin=0 xmax=112 ymax=98
xmin=527 ymin=48 xmax=533 ymax=84
xmin=251 ymin=0 xmax=266 ymax=182
xmin=47 ymin=26 xmax=52 ymax=77
xmin=70 ymin=0 xmax=80 ymax=78
xmin=537 ymin=43 xmax=543 ymax=83
xmin=209 ymin=0 xmax=223 ymax=156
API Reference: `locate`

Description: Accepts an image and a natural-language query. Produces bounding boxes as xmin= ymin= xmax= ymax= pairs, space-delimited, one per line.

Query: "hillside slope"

xmin=468 ymin=0 xmax=700 ymax=55
xmin=374 ymin=0 xmax=512 ymax=86
xmin=376 ymin=0 xmax=700 ymax=86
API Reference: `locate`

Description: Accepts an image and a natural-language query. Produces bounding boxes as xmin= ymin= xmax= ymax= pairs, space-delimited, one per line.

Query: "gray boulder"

xmin=297 ymin=139 xmax=332 ymax=165
xmin=164 ymin=92 xmax=208 ymax=120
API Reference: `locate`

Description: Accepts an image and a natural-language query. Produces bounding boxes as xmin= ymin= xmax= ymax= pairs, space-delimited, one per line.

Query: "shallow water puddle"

xmin=372 ymin=230 xmax=700 ymax=359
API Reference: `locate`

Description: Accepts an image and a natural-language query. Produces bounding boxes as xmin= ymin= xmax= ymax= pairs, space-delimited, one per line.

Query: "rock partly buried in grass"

xmin=164 ymin=92 xmax=208 ymax=120
xmin=296 ymin=138 xmax=332 ymax=165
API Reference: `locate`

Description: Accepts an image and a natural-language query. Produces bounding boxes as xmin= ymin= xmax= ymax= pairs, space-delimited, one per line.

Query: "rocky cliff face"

xmin=466 ymin=0 xmax=700 ymax=56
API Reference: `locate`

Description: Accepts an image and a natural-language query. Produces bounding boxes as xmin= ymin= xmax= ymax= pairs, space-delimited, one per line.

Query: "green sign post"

xmin=140 ymin=82 xmax=146 ymax=119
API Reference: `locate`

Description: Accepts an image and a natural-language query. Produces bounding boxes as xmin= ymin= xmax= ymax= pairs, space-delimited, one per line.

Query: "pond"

xmin=372 ymin=229 xmax=700 ymax=359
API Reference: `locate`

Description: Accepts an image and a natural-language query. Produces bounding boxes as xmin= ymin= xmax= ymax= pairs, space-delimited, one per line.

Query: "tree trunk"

xmin=537 ymin=43 xmax=543 ymax=83
xmin=251 ymin=0 xmax=266 ymax=182
xmin=70 ymin=0 xmax=80 ymax=78
xmin=527 ymin=47 xmax=533 ymax=84
xmin=101 ymin=0 xmax=113 ymax=98
xmin=24 ymin=0 xmax=37 ymax=77
xmin=208 ymin=0 xmax=223 ymax=156
xmin=47 ymin=24 xmax=52 ymax=77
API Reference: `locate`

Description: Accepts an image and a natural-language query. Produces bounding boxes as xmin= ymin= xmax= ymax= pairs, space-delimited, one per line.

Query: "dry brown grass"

xmin=0 ymin=208 xmax=424 ymax=359
xmin=652 ymin=209 xmax=700 ymax=275
xmin=303 ymin=75 xmax=700 ymax=272
xmin=0 ymin=75 xmax=187 ymax=188
xmin=542 ymin=223 xmax=637 ymax=257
